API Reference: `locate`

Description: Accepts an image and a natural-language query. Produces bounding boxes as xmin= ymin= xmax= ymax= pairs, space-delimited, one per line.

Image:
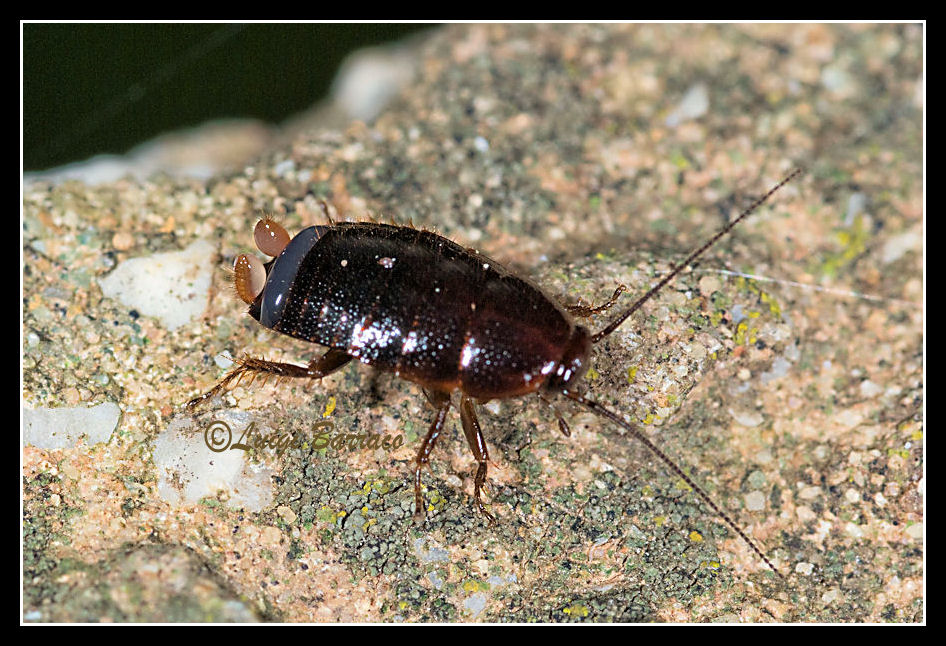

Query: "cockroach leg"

xmin=414 ymin=390 xmax=451 ymax=520
xmin=185 ymin=348 xmax=353 ymax=410
xmin=539 ymin=394 xmax=571 ymax=437
xmin=459 ymin=395 xmax=495 ymax=523
xmin=421 ymin=388 xmax=444 ymax=407
xmin=565 ymin=284 xmax=627 ymax=317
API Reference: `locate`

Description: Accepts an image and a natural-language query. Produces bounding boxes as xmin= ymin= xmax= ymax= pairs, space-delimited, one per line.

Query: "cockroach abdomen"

xmin=258 ymin=225 xmax=330 ymax=328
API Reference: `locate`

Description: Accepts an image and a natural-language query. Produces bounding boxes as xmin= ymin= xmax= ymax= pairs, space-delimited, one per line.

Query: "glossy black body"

xmin=248 ymin=222 xmax=591 ymax=399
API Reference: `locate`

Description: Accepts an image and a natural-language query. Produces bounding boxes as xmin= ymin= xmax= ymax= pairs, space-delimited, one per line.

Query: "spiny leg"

xmin=565 ymin=284 xmax=627 ymax=317
xmin=185 ymin=347 xmax=353 ymax=410
xmin=414 ymin=390 xmax=451 ymax=520
xmin=459 ymin=395 xmax=495 ymax=523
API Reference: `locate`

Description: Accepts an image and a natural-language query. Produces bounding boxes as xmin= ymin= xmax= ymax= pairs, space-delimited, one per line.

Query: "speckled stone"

xmin=23 ymin=24 xmax=923 ymax=623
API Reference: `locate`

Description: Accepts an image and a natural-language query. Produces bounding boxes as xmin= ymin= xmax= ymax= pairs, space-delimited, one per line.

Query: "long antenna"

xmin=562 ymin=390 xmax=786 ymax=580
xmin=591 ymin=168 xmax=803 ymax=343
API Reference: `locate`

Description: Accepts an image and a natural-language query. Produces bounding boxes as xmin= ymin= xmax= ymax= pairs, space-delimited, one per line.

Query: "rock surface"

xmin=23 ymin=24 xmax=923 ymax=623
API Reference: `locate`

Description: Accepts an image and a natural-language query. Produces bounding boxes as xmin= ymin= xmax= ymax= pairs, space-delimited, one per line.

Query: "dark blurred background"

xmin=23 ymin=23 xmax=433 ymax=171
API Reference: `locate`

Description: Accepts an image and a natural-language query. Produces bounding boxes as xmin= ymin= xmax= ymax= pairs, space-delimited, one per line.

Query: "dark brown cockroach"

xmin=187 ymin=168 xmax=803 ymax=579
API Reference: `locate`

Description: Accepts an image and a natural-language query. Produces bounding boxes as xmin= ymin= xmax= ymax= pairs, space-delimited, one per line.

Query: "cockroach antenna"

xmin=569 ymin=167 xmax=804 ymax=579
xmin=591 ymin=168 xmax=804 ymax=344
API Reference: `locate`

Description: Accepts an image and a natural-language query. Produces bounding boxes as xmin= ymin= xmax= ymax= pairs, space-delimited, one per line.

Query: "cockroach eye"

xmin=254 ymin=219 xmax=291 ymax=257
xmin=233 ymin=253 xmax=266 ymax=305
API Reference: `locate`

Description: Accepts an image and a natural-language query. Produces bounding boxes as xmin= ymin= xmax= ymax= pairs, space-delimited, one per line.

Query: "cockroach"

xmin=187 ymin=168 xmax=803 ymax=579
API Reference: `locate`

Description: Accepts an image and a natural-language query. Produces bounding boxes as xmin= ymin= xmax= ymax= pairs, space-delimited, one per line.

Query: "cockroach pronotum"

xmin=187 ymin=168 xmax=803 ymax=579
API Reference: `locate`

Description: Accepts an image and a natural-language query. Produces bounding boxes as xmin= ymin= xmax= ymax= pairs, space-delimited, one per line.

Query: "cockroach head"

xmin=543 ymin=326 xmax=593 ymax=392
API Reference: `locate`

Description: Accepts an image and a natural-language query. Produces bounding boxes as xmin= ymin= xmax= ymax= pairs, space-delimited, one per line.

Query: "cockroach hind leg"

xmin=413 ymin=391 xmax=451 ymax=521
xmin=183 ymin=358 xmax=254 ymax=411
xmin=184 ymin=348 xmax=355 ymax=411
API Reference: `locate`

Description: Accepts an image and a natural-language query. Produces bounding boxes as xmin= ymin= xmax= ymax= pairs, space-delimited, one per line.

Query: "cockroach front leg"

xmin=565 ymin=284 xmax=627 ymax=317
xmin=539 ymin=393 xmax=572 ymax=437
xmin=185 ymin=347 xmax=353 ymax=410
xmin=414 ymin=390 xmax=451 ymax=520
